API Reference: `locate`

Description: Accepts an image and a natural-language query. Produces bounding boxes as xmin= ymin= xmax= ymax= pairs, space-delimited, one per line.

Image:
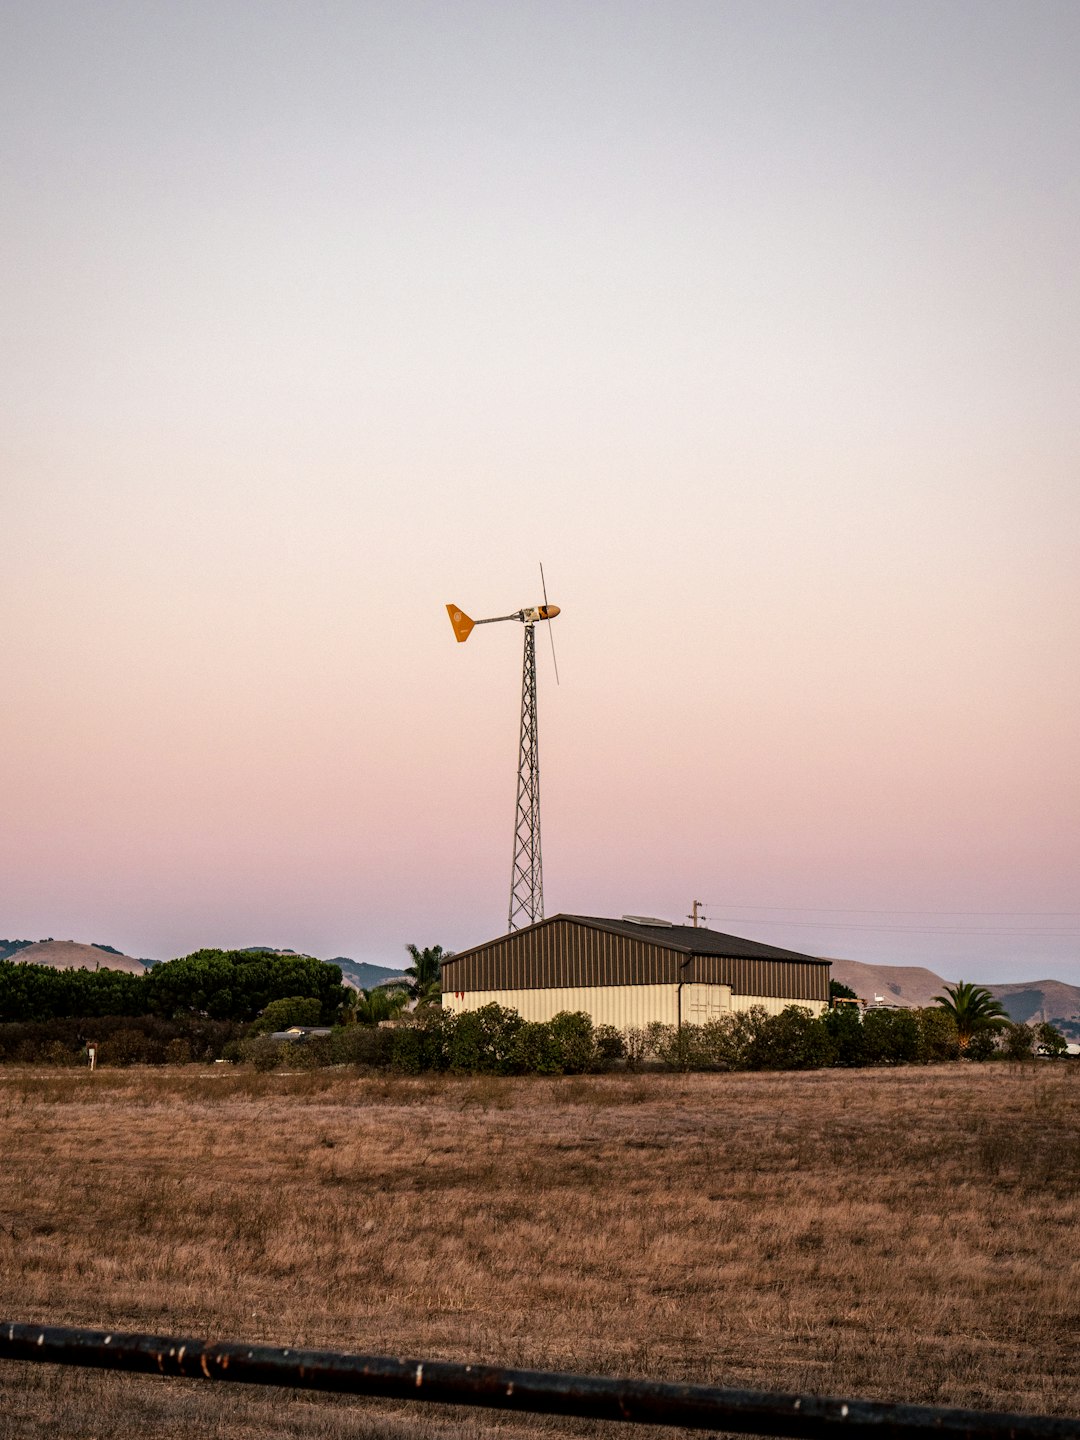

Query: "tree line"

xmin=0 ymin=952 xmax=1068 ymax=1070
xmin=0 ymin=949 xmax=348 ymax=1025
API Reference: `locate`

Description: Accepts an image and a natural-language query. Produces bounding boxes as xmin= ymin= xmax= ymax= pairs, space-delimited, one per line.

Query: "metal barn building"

xmin=440 ymin=914 xmax=830 ymax=1029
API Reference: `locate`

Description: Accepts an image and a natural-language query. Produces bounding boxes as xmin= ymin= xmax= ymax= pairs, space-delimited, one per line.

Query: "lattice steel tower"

xmin=508 ymin=620 xmax=542 ymax=930
xmin=446 ymin=573 xmax=560 ymax=932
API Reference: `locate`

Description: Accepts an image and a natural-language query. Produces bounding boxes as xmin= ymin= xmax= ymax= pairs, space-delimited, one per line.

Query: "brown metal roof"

xmin=441 ymin=915 xmax=830 ymax=1002
xmin=557 ymin=915 xmax=827 ymax=964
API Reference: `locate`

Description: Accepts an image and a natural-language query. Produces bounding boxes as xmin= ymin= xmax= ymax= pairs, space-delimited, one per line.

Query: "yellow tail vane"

xmin=446 ymin=604 xmax=475 ymax=643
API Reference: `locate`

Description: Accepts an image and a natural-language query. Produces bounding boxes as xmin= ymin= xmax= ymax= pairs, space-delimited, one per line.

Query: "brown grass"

xmin=1 ymin=1064 xmax=1078 ymax=1439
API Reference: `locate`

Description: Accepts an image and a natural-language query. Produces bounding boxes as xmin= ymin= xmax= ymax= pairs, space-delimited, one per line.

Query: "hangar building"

xmin=440 ymin=914 xmax=830 ymax=1028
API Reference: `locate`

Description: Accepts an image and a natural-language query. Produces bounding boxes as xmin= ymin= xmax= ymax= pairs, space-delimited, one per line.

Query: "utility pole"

xmin=687 ymin=900 xmax=704 ymax=929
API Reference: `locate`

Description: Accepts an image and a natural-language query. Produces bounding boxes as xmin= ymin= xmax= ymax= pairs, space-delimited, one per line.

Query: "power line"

xmin=709 ymin=916 xmax=1080 ymax=938
xmin=701 ymin=903 xmax=1080 ymax=917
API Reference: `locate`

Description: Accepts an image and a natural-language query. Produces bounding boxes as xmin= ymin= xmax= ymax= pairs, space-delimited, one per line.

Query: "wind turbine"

xmin=446 ymin=567 xmax=560 ymax=932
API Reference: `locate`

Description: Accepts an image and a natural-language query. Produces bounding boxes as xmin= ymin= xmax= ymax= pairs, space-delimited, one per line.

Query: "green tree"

xmin=932 ymin=981 xmax=1008 ymax=1051
xmin=404 ymin=944 xmax=451 ymax=1005
xmin=745 ymin=1006 xmax=837 ymax=1071
xmin=249 ymin=995 xmax=323 ymax=1035
xmin=0 ymin=959 xmax=145 ymax=1023
xmin=696 ymin=1010 xmax=761 ymax=1071
xmin=548 ymin=1011 xmax=597 ymax=1074
xmin=1035 ymin=1022 xmax=1067 ymax=1058
xmin=144 ymin=950 xmax=348 ymax=1023
xmin=998 ymin=1021 xmax=1033 ymax=1061
xmin=862 ymin=1008 xmax=922 ymax=1065
xmin=448 ymin=1003 xmax=521 ymax=1073
xmin=823 ymin=1004 xmax=866 ymax=1066
xmin=915 ymin=1006 xmax=960 ymax=1062
xmin=509 ymin=1020 xmax=563 ymax=1074
xmin=830 ymin=979 xmax=858 ymax=1001
xmin=967 ymin=1026 xmax=1000 ymax=1062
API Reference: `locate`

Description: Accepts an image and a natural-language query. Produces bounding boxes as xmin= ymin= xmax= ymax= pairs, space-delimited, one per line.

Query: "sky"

xmin=2 ymin=1 xmax=1078 ymax=984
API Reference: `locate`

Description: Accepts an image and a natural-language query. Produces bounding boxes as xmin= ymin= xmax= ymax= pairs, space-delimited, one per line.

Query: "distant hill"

xmin=2 ymin=939 xmax=405 ymax=993
xmin=828 ymin=959 xmax=949 ymax=1009
xmin=325 ymin=957 xmax=409 ymax=992
xmin=0 ymin=939 xmax=37 ymax=962
xmin=5 ymin=940 xmax=147 ymax=975
xmin=984 ymin=979 xmax=1080 ymax=1035
xmin=827 ymin=957 xmax=1080 ymax=1040
xmin=238 ymin=947 xmax=408 ymax=992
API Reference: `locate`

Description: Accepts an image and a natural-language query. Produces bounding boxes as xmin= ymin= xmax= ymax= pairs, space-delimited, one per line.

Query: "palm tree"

xmin=352 ymin=985 xmax=409 ymax=1025
xmin=404 ymin=944 xmax=452 ymax=1005
xmin=932 ymin=981 xmax=1008 ymax=1050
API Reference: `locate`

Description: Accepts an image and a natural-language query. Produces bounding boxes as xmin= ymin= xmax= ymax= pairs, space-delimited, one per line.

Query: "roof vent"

xmin=621 ymin=915 xmax=674 ymax=927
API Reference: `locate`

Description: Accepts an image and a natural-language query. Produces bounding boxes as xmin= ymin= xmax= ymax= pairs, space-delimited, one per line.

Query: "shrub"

xmin=594 ymin=1025 xmax=625 ymax=1062
xmin=967 ymin=1026 xmax=1001 ymax=1062
xmin=389 ymin=1009 xmax=459 ymax=1073
xmin=329 ymin=1024 xmax=395 ymax=1068
xmin=413 ymin=1007 xmax=455 ymax=1070
xmin=861 ymin=1008 xmax=922 ymax=1065
xmin=0 ymin=1014 xmax=240 ymax=1065
xmin=653 ymin=1023 xmax=703 ymax=1071
xmin=699 ymin=1011 xmax=762 ymax=1071
xmin=916 ymin=1007 xmax=960 ymax=1062
xmin=999 ymin=1022 xmax=1033 ymax=1061
xmin=99 ymin=1028 xmax=152 ymax=1067
xmin=745 ymin=1007 xmax=836 ymax=1071
xmin=621 ymin=1027 xmax=651 ymax=1069
xmin=823 ymin=1006 xmax=867 ymax=1066
xmin=391 ymin=1025 xmax=424 ymax=1074
xmin=447 ymin=1004 xmax=522 ymax=1074
xmin=246 ymin=1037 xmax=285 ymax=1071
xmin=509 ymin=1021 xmax=563 ymax=1075
xmin=548 ymin=1012 xmax=596 ymax=1073
xmin=1036 ymin=1022 xmax=1067 ymax=1058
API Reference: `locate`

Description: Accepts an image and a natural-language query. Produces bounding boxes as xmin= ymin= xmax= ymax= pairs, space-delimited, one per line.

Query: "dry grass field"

xmin=1 ymin=1063 xmax=1078 ymax=1440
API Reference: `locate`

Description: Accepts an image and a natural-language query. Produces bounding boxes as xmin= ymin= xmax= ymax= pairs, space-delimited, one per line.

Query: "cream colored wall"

xmin=441 ymin=983 xmax=684 ymax=1029
xmin=730 ymin=993 xmax=827 ymax=1018
xmin=441 ymin=984 xmax=680 ymax=1028
xmin=440 ymin=984 xmax=825 ymax=1025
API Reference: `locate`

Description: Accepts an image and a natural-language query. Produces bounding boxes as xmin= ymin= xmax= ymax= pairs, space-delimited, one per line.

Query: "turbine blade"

xmin=547 ymin=622 xmax=560 ymax=685
xmin=540 ymin=562 xmax=560 ymax=684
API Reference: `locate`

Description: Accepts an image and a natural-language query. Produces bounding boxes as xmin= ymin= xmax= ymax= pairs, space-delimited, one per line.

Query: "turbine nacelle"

xmin=445 ymin=602 xmax=559 ymax=643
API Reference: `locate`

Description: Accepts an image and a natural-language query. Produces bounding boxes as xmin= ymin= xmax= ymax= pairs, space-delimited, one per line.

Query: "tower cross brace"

xmin=508 ymin=621 xmax=543 ymax=931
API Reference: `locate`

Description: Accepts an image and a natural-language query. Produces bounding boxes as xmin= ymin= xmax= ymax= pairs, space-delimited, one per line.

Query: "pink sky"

xmin=2 ymin=2 xmax=1078 ymax=983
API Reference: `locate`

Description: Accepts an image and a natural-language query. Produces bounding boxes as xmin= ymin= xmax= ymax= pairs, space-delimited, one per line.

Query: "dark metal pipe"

xmin=2 ymin=1323 xmax=1077 ymax=1440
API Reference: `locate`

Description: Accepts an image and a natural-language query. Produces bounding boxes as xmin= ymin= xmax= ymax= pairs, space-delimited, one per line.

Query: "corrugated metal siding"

xmin=441 ymin=919 xmax=683 ymax=992
xmin=443 ymin=984 xmax=727 ymax=1029
xmin=730 ymin=994 xmax=828 ymax=1018
xmin=690 ymin=953 xmax=828 ymax=1002
xmin=440 ymin=986 xmax=824 ymax=1025
xmin=442 ymin=918 xmax=830 ymax=1004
